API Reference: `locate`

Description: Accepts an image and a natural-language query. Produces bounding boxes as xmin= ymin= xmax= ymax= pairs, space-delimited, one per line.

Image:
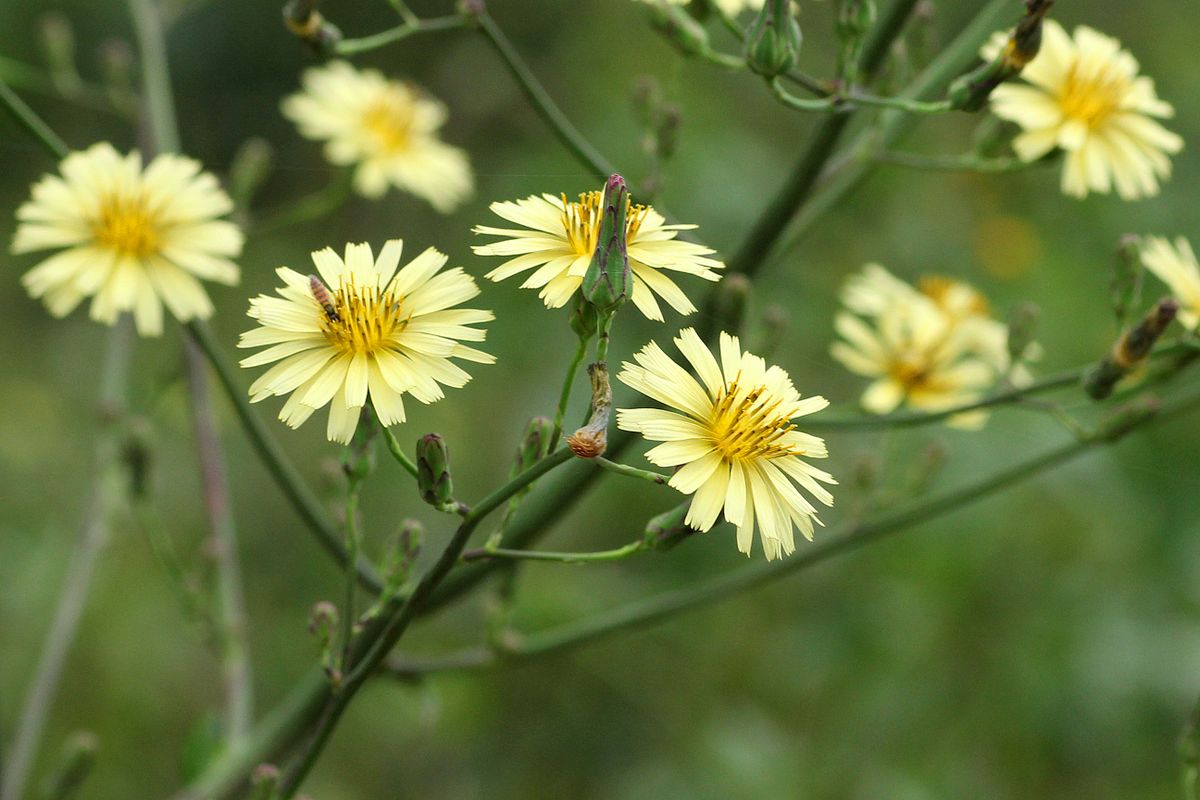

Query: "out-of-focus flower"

xmin=1141 ymin=236 xmax=1200 ymax=329
xmin=472 ymin=188 xmax=723 ymax=321
xmin=240 ymin=240 xmax=493 ymax=444
xmin=12 ymin=142 xmax=242 ymax=336
xmin=832 ymin=265 xmax=1022 ymax=427
xmin=282 ymin=61 xmax=472 ymax=212
xmin=617 ymin=328 xmax=835 ymax=561
xmin=634 ymin=0 xmax=764 ymax=15
xmin=983 ymin=21 xmax=1182 ymax=200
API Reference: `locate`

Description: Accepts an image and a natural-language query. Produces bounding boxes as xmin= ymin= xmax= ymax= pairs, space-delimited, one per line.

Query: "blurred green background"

xmin=2 ymin=1 xmax=1200 ymax=797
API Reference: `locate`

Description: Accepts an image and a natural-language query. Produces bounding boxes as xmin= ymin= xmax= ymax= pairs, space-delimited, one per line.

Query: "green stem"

xmin=876 ymin=150 xmax=1034 ymax=173
xmin=551 ymin=335 xmax=590 ymax=450
xmin=183 ymin=338 xmax=254 ymax=745
xmin=0 ymin=77 xmax=69 ymax=158
xmin=128 ymin=0 xmax=179 ymax=153
xmin=474 ymin=10 xmax=615 ymax=182
xmin=335 ymin=14 xmax=466 ymax=55
xmin=595 ymin=457 xmax=668 ymax=485
xmin=0 ymin=322 xmax=132 ymax=800
xmin=250 ymin=173 xmax=352 ymax=235
xmin=848 ymin=91 xmax=953 ymax=113
xmin=339 ymin=482 xmax=363 ymax=673
xmin=0 ymin=56 xmax=129 ymax=116
xmin=461 ymin=540 xmax=646 ymax=564
xmin=186 ymin=322 xmax=384 ymax=594
xmin=392 ymin=385 xmax=1200 ymax=677
xmin=376 ymin=417 xmax=419 ymax=478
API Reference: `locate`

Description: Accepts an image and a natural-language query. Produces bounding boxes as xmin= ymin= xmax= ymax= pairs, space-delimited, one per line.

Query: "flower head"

xmin=472 ymin=188 xmax=723 ymax=321
xmin=1141 ymin=236 xmax=1200 ymax=330
xmin=282 ymin=61 xmax=472 ymax=212
xmin=832 ymin=265 xmax=1019 ymax=426
xmin=240 ymin=240 xmax=494 ymax=444
xmin=12 ymin=142 xmax=242 ymax=336
xmin=635 ymin=0 xmax=763 ymax=14
xmin=617 ymin=328 xmax=835 ymax=560
xmin=984 ymin=20 xmax=1183 ymax=200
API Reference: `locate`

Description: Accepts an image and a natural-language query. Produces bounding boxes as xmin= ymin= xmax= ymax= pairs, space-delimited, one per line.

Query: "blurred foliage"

xmin=1 ymin=1 xmax=1200 ymax=798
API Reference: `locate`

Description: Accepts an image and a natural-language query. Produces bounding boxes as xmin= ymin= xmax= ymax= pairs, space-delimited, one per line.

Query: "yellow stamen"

xmin=319 ymin=280 xmax=409 ymax=354
xmin=709 ymin=381 xmax=800 ymax=462
xmin=919 ymin=275 xmax=990 ymax=318
xmin=1058 ymin=64 xmax=1128 ymax=128
xmin=559 ymin=191 xmax=653 ymax=257
xmin=92 ymin=194 xmax=159 ymax=258
xmin=361 ymin=91 xmax=414 ymax=154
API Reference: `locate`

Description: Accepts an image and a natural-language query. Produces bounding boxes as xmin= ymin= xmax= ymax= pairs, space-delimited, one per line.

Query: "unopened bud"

xmin=1112 ymin=234 xmax=1144 ymax=327
xmin=656 ymin=104 xmax=682 ymax=161
xmin=516 ymin=416 xmax=553 ymax=471
xmin=1005 ymin=301 xmax=1040 ymax=365
xmin=644 ymin=502 xmax=697 ymax=551
xmin=836 ymin=0 xmax=876 ymax=84
xmin=1084 ymin=297 xmax=1178 ymax=400
xmin=416 ymin=433 xmax=458 ymax=511
xmin=121 ymin=417 xmax=153 ymax=499
xmin=647 ymin=3 xmax=711 ymax=59
xmin=581 ymin=175 xmax=631 ymax=314
xmin=568 ymin=293 xmax=598 ymax=339
xmin=38 ymin=731 xmax=98 ymax=800
xmin=308 ymin=601 xmax=339 ymax=639
xmin=711 ymin=273 xmax=751 ymax=336
xmin=229 ymin=137 xmax=274 ymax=210
xmin=39 ymin=13 xmax=82 ymax=96
xmin=250 ymin=764 xmax=281 ymax=800
xmin=341 ymin=412 xmax=376 ymax=483
xmin=632 ymin=76 xmax=662 ymax=129
xmin=947 ymin=0 xmax=1052 ymax=112
xmin=745 ymin=0 xmax=801 ymax=78
xmin=381 ymin=519 xmax=423 ymax=593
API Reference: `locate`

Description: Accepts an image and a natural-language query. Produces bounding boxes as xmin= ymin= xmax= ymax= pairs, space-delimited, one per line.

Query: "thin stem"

xmin=277 ymin=445 xmax=578 ymax=796
xmin=394 ymin=384 xmax=1200 ymax=677
xmin=551 ymin=335 xmax=590 ymax=450
xmin=876 ymin=150 xmax=1033 ymax=173
xmin=0 ymin=56 xmax=130 ymax=117
xmin=781 ymin=69 xmax=832 ymax=97
xmin=847 ymin=91 xmax=953 ymax=113
xmin=0 ymin=322 xmax=133 ymax=800
xmin=769 ymin=78 xmax=837 ymax=111
xmin=475 ymin=10 xmax=615 ymax=182
xmin=184 ymin=338 xmax=254 ymax=745
xmin=250 ymin=173 xmax=352 ymax=235
xmin=339 ymin=481 xmax=363 ymax=672
xmin=376 ymin=418 xmax=419 ymax=479
xmin=0 ymin=78 xmax=69 ymax=158
xmin=461 ymin=540 xmax=646 ymax=564
xmin=595 ymin=457 xmax=668 ymax=485
xmin=386 ymin=0 xmax=420 ymax=25
xmin=128 ymin=0 xmax=180 ymax=153
xmin=186 ymin=322 xmax=384 ymax=594
xmin=334 ymin=14 xmax=466 ymax=56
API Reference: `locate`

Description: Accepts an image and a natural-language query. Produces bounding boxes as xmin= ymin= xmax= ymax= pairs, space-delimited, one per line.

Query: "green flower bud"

xmin=647 ymin=3 xmax=711 ymax=59
xmin=416 ymin=433 xmax=457 ymax=511
xmin=380 ymin=519 xmax=423 ymax=595
xmin=643 ymin=502 xmax=697 ymax=551
xmin=581 ymin=174 xmax=631 ymax=315
xmin=947 ymin=0 xmax=1052 ymax=112
xmin=745 ymin=0 xmax=801 ymax=79
xmin=1084 ymin=297 xmax=1179 ymax=400
xmin=282 ymin=0 xmax=342 ymax=55
xmin=1005 ymin=301 xmax=1040 ymax=366
xmin=1111 ymin=234 xmax=1144 ymax=327
xmin=516 ymin=416 xmax=554 ymax=472
xmin=250 ymin=765 xmax=281 ymax=800
xmin=568 ymin=293 xmax=598 ymax=339
xmin=39 ymin=12 xmax=82 ymax=96
xmin=39 ymin=731 xmax=98 ymax=800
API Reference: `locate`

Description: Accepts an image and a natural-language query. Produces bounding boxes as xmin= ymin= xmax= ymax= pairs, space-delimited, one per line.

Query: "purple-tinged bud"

xmin=581 ymin=175 xmax=632 ymax=314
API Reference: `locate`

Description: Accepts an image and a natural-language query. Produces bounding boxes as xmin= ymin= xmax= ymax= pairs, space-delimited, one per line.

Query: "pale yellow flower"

xmin=984 ymin=21 xmax=1183 ymax=200
xmin=472 ymin=189 xmax=723 ymax=321
xmin=832 ymin=266 xmax=1014 ymax=426
xmin=282 ymin=61 xmax=472 ymax=212
xmin=12 ymin=142 xmax=242 ymax=336
xmin=1141 ymin=236 xmax=1200 ymax=329
xmin=240 ymin=240 xmax=494 ymax=444
xmin=617 ymin=328 xmax=835 ymax=561
xmin=636 ymin=0 xmax=764 ymax=14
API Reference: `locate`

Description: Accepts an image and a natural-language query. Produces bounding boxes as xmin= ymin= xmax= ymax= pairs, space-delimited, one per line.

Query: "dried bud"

xmin=581 ymin=175 xmax=632 ymax=314
xmin=1005 ymin=301 xmax=1040 ymax=365
xmin=567 ymin=363 xmax=612 ymax=459
xmin=1112 ymin=234 xmax=1144 ymax=328
xmin=644 ymin=502 xmax=697 ymax=551
xmin=947 ymin=0 xmax=1053 ymax=112
xmin=1084 ymin=297 xmax=1178 ymax=400
xmin=745 ymin=0 xmax=801 ymax=78
xmin=282 ymin=0 xmax=342 ymax=55
xmin=416 ymin=433 xmax=457 ymax=511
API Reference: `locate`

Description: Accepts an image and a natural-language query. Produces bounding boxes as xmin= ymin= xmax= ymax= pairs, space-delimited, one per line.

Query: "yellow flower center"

xmin=559 ymin=191 xmax=652 ymax=257
xmin=361 ymin=92 xmax=414 ymax=154
xmin=318 ymin=281 xmax=409 ymax=355
xmin=709 ymin=381 xmax=799 ymax=462
xmin=919 ymin=276 xmax=989 ymax=319
xmin=889 ymin=355 xmax=932 ymax=391
xmin=1058 ymin=64 xmax=1127 ymax=128
xmin=92 ymin=194 xmax=159 ymax=258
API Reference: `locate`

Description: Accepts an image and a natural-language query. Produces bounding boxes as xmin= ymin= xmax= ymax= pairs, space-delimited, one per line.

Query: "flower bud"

xmin=581 ymin=175 xmax=632 ymax=315
xmin=250 ymin=765 xmax=281 ymax=800
xmin=516 ymin=416 xmax=554 ymax=471
xmin=947 ymin=0 xmax=1052 ymax=112
xmin=282 ymin=0 xmax=342 ymax=55
xmin=836 ymin=0 xmax=876 ymax=84
xmin=1084 ymin=297 xmax=1178 ymax=400
xmin=416 ymin=433 xmax=457 ymax=511
xmin=1111 ymin=234 xmax=1144 ymax=327
xmin=646 ymin=3 xmax=711 ymax=59
xmin=745 ymin=0 xmax=801 ymax=79
xmin=380 ymin=519 xmax=423 ymax=595
xmin=39 ymin=13 xmax=81 ymax=96
xmin=644 ymin=502 xmax=697 ymax=551
xmin=39 ymin=731 xmax=98 ymax=800
xmin=1005 ymin=301 xmax=1040 ymax=365
xmin=568 ymin=293 xmax=598 ymax=339
xmin=341 ymin=412 xmax=376 ymax=483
